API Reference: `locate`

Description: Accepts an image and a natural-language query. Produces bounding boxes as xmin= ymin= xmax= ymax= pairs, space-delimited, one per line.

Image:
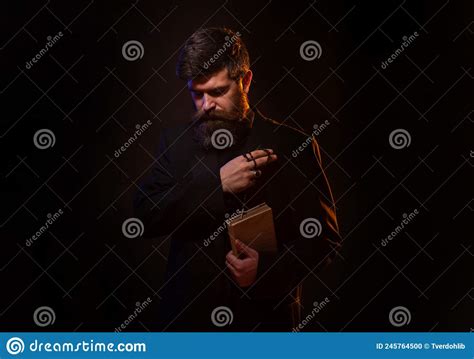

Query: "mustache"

xmin=192 ymin=107 xmax=244 ymax=124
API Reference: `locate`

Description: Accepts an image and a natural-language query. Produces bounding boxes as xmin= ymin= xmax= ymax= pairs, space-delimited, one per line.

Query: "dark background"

xmin=1 ymin=0 xmax=472 ymax=331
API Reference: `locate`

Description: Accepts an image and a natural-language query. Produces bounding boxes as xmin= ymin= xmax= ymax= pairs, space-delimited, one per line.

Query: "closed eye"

xmin=190 ymin=85 xmax=230 ymax=98
xmin=208 ymin=86 xmax=230 ymax=97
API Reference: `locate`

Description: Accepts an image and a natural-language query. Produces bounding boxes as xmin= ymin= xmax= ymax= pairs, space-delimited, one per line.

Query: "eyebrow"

xmin=190 ymin=85 xmax=230 ymax=93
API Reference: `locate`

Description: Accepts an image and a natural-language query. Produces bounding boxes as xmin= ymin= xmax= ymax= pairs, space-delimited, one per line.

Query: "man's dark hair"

xmin=176 ymin=27 xmax=249 ymax=81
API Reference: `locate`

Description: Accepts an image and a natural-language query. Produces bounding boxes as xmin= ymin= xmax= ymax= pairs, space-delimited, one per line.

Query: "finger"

xmin=225 ymin=251 xmax=234 ymax=263
xmin=225 ymin=260 xmax=238 ymax=276
xmin=248 ymin=149 xmax=275 ymax=160
xmin=250 ymin=154 xmax=278 ymax=169
xmin=226 ymin=251 xmax=242 ymax=268
xmin=225 ymin=261 xmax=237 ymax=272
xmin=235 ymin=240 xmax=248 ymax=254
xmin=240 ymin=153 xmax=252 ymax=162
xmin=236 ymin=240 xmax=258 ymax=259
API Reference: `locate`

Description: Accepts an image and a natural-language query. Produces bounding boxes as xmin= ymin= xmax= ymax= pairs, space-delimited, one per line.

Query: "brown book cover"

xmin=227 ymin=203 xmax=278 ymax=256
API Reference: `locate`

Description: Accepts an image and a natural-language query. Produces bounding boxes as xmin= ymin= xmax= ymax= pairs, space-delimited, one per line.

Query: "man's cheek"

xmin=220 ymin=100 xmax=232 ymax=112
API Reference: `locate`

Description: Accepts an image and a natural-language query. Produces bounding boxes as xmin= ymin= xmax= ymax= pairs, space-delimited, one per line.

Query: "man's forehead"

xmin=188 ymin=68 xmax=232 ymax=91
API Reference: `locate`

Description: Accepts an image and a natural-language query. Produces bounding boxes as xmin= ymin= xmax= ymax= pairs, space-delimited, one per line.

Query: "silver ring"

xmin=251 ymin=169 xmax=262 ymax=178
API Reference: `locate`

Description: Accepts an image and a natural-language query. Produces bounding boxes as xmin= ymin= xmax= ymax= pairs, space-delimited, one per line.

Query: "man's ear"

xmin=242 ymin=70 xmax=253 ymax=94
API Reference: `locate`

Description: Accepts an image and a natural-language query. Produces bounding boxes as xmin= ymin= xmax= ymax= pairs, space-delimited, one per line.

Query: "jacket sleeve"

xmin=248 ymin=135 xmax=342 ymax=301
xmin=133 ymin=129 xmax=229 ymax=238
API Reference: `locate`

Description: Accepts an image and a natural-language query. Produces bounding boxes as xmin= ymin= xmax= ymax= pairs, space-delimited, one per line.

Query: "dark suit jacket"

xmin=134 ymin=108 xmax=341 ymax=331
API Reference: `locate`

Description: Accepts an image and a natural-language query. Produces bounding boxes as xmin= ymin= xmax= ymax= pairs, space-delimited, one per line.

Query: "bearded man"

xmin=134 ymin=27 xmax=341 ymax=331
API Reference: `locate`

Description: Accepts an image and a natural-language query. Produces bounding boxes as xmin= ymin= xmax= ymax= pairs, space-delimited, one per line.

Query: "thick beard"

xmin=192 ymin=90 xmax=251 ymax=150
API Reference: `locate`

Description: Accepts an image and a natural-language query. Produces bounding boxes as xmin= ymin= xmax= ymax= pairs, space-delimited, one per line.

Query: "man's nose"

xmin=202 ymin=94 xmax=216 ymax=112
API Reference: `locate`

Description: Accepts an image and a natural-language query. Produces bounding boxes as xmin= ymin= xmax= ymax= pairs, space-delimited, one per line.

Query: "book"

xmin=227 ymin=203 xmax=278 ymax=256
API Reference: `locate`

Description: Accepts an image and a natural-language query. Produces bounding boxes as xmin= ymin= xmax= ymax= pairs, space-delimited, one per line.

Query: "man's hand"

xmin=220 ymin=149 xmax=277 ymax=194
xmin=225 ymin=240 xmax=259 ymax=287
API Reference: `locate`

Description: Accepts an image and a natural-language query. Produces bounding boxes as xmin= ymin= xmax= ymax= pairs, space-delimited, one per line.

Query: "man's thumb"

xmin=236 ymin=240 xmax=255 ymax=257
